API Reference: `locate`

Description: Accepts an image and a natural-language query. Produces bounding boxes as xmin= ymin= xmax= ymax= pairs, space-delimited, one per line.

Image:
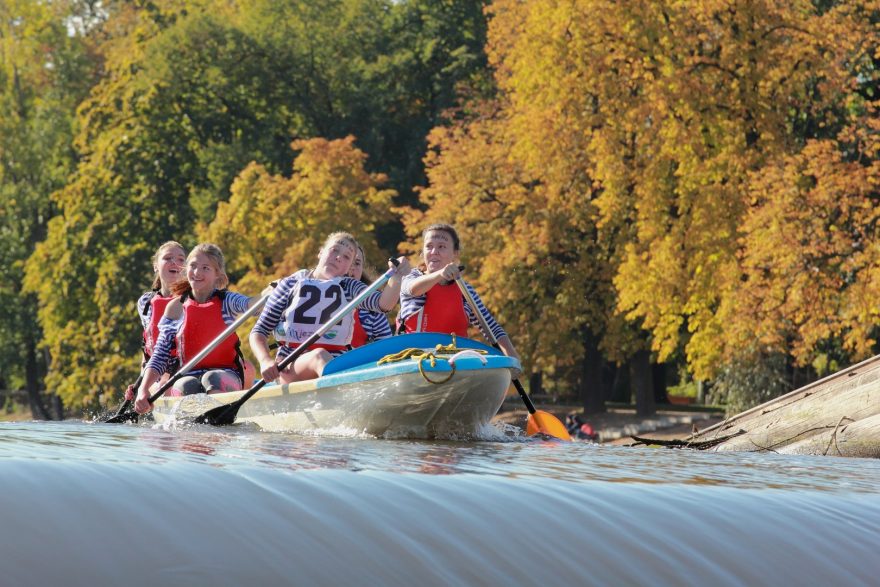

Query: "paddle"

xmin=105 ymin=373 xmax=145 ymax=424
xmin=104 ymin=291 xmax=271 ymax=423
xmin=194 ymin=260 xmax=401 ymax=426
xmin=454 ymin=274 xmax=571 ymax=440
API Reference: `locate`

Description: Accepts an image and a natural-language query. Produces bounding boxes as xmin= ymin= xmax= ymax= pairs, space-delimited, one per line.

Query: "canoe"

xmin=151 ymin=333 xmax=520 ymax=438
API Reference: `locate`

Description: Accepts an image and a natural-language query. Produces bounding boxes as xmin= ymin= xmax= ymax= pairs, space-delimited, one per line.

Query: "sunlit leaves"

xmin=201 ymin=136 xmax=397 ymax=293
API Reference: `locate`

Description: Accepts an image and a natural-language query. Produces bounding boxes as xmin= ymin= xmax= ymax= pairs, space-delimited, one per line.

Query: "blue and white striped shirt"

xmin=145 ymin=290 xmax=251 ymax=376
xmin=358 ymin=308 xmax=393 ymax=341
xmin=399 ymin=269 xmax=507 ymax=341
xmin=136 ymin=291 xmax=157 ymax=330
xmin=251 ymin=270 xmax=383 ymax=358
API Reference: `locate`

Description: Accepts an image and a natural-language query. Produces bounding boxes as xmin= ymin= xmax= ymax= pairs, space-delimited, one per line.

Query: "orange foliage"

xmin=414 ymin=0 xmax=879 ymax=386
xmin=201 ymin=136 xmax=397 ymax=292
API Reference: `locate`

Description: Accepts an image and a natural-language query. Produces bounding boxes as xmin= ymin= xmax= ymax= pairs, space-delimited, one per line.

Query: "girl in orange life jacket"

xmin=250 ymin=232 xmax=410 ymax=384
xmin=134 ymin=243 xmax=266 ymax=414
xmin=124 ymin=241 xmax=186 ymax=401
xmin=347 ymin=244 xmax=394 ymax=347
xmin=398 ymin=223 xmax=520 ymax=362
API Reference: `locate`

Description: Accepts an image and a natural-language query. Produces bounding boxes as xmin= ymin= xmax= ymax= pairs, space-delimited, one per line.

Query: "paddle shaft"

xmin=453 ymin=276 xmax=537 ymax=414
xmin=197 ymin=262 xmax=399 ymax=425
xmin=144 ymin=291 xmax=271 ymax=404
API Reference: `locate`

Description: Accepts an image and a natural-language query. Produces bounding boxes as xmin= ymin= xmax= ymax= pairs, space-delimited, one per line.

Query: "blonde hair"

xmin=320 ymin=231 xmax=359 ymax=255
xmin=151 ymin=240 xmax=185 ymax=290
xmin=171 ymin=243 xmax=229 ymax=297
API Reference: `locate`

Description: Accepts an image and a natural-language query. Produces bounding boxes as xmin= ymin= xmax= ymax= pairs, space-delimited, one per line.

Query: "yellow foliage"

xmin=425 ymin=0 xmax=879 ymax=385
xmin=200 ymin=136 xmax=397 ymax=292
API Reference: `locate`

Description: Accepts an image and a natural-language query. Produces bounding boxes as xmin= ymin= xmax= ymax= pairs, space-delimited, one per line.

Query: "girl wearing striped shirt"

xmin=249 ymin=232 xmax=409 ymax=383
xmin=134 ymin=243 xmax=265 ymax=413
xmin=125 ymin=241 xmax=186 ymax=401
xmin=398 ymin=224 xmax=520 ymax=362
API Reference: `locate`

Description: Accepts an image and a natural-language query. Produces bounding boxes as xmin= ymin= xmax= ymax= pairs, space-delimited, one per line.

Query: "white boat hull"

xmin=152 ymin=334 xmax=518 ymax=438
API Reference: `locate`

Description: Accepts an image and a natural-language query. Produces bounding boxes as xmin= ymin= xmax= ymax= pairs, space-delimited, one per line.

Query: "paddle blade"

xmin=193 ymin=402 xmax=238 ymax=426
xmin=104 ymin=409 xmax=139 ymax=424
xmin=526 ymin=410 xmax=572 ymax=441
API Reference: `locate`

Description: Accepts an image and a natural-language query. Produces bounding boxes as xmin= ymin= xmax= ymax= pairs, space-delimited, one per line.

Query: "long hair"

xmin=151 ymin=240 xmax=185 ymax=290
xmin=351 ymin=243 xmax=378 ymax=284
xmin=171 ymin=243 xmax=229 ymax=297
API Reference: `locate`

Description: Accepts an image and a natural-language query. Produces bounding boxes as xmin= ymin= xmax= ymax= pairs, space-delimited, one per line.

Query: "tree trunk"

xmin=652 ymin=362 xmax=668 ymax=404
xmin=24 ymin=335 xmax=50 ymax=420
xmin=580 ymin=328 xmax=606 ymax=414
xmin=630 ymin=349 xmax=655 ymax=417
xmin=529 ymin=371 xmax=543 ymax=397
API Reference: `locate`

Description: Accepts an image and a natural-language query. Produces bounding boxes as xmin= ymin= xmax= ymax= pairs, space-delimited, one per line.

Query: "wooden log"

xmin=690 ymin=354 xmax=880 ymax=455
xmin=777 ymin=414 xmax=880 ymax=458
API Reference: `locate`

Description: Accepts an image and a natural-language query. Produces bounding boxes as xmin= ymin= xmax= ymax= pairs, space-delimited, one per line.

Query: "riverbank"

xmin=493 ymin=402 xmax=726 ymax=444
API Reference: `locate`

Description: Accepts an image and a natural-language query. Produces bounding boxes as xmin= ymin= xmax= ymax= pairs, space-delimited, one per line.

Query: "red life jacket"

xmin=142 ymin=293 xmax=177 ymax=358
xmin=350 ymin=310 xmax=368 ymax=348
xmin=178 ymin=291 xmax=243 ymax=378
xmin=404 ymin=282 xmax=469 ymax=336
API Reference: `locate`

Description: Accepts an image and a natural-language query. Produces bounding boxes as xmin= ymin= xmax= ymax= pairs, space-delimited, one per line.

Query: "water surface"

xmin=2 ymin=420 xmax=878 ymax=586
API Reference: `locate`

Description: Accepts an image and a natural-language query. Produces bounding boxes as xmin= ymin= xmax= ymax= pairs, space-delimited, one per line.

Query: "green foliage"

xmin=666 ymin=381 xmax=697 ymax=400
xmin=0 ymin=0 xmax=97 ymax=408
xmin=16 ymin=0 xmax=491 ymax=410
xmin=707 ymin=350 xmax=791 ymax=416
xmin=200 ymin=136 xmax=397 ymax=293
xmin=7 ymin=0 xmax=877 ymax=417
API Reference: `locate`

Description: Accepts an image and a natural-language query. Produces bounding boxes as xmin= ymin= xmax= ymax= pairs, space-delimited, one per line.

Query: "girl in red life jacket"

xmin=347 ymin=244 xmax=394 ymax=348
xmin=134 ymin=243 xmax=265 ymax=414
xmin=398 ymin=223 xmax=520 ymax=362
xmin=125 ymin=241 xmax=186 ymax=401
xmin=250 ymin=232 xmax=410 ymax=384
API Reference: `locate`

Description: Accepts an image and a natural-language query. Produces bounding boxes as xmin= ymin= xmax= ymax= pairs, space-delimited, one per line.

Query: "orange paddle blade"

xmin=526 ymin=410 xmax=572 ymax=441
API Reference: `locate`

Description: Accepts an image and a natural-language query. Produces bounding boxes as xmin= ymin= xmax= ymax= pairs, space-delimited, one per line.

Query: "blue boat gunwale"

xmin=321 ymin=333 xmax=507 ymax=375
xmin=317 ymin=353 xmax=518 ymax=388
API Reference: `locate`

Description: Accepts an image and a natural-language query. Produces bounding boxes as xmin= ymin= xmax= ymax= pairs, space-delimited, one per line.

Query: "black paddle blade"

xmin=192 ymin=402 xmax=239 ymax=426
xmin=104 ymin=408 xmax=139 ymax=424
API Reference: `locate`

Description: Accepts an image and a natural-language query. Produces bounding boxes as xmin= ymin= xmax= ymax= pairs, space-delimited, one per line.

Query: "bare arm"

xmin=378 ymin=257 xmax=411 ymax=311
xmin=249 ymin=331 xmax=279 ymax=382
xmin=407 ymin=262 xmax=460 ymax=297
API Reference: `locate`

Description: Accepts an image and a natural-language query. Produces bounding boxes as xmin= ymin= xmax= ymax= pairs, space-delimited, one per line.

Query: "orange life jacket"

xmin=143 ymin=293 xmax=176 ymax=358
xmin=178 ymin=290 xmax=244 ymax=380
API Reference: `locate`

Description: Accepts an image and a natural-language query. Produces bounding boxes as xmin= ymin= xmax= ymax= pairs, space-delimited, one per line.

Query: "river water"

xmin=2 ymin=418 xmax=878 ymax=586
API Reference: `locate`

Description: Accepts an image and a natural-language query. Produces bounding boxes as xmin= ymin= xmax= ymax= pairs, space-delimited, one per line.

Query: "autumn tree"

xmin=21 ymin=0 xmax=493 ymax=411
xmin=0 ymin=0 xmax=96 ymax=417
xmin=414 ymin=0 xmax=878 ymax=414
xmin=24 ymin=1 xmax=299 ymax=409
xmin=200 ymin=136 xmax=397 ymax=294
xmin=407 ymin=1 xmax=653 ymax=413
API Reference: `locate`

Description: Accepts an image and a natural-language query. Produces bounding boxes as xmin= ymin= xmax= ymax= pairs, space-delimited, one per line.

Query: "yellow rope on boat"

xmin=417 ymin=356 xmax=455 ymax=384
xmin=377 ymin=335 xmax=487 ymax=385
